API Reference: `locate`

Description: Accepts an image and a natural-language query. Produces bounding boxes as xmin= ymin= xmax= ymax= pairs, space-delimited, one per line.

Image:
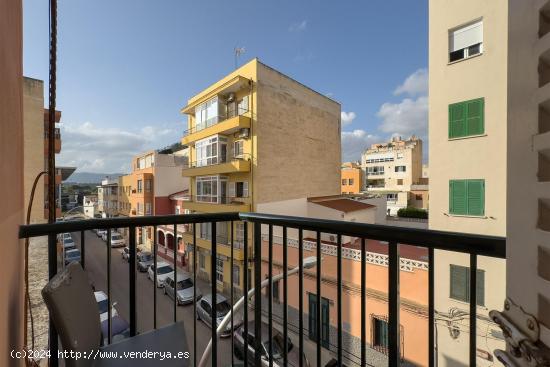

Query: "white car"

xmin=147 ymin=261 xmax=174 ymax=288
xmin=110 ymin=233 xmax=125 ymax=247
xmin=97 ymin=229 xmax=107 ymax=238
xmin=57 ymin=232 xmax=71 ymax=241
xmin=94 ymin=291 xmax=118 ymax=322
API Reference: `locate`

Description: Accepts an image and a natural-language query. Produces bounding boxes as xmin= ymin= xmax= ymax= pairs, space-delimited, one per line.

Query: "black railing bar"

xmin=19 ymin=212 xmax=240 ymax=238
xmin=153 ymin=225 xmax=157 ymax=330
xmin=316 ymin=231 xmax=321 ymax=367
xmin=361 ymin=237 xmax=366 ymax=367
xmin=80 ymin=230 xmax=85 ymax=269
xmin=243 ymin=222 xmax=249 ymax=367
xmin=238 ymin=212 xmax=505 ymax=258
xmin=193 ymin=224 xmax=197 ymax=367
xmin=173 ymin=223 xmax=177 ymax=323
xmin=388 ymin=241 xmax=400 ymax=367
xmin=428 ymin=247 xmax=434 ymax=367
xmin=298 ymin=229 xmax=304 ymax=367
xmin=107 ymin=229 xmax=112 ymax=344
xmin=268 ymin=224 xmax=274 ymax=367
xmin=230 ymin=221 xmax=234 ymax=367
xmin=210 ymin=221 xmax=217 ymax=367
xmin=253 ymin=222 xmax=263 ymax=367
xmin=469 ymin=254 xmax=477 ymax=367
xmin=283 ymin=226 xmax=288 ymax=367
xmin=337 ymin=233 xmax=342 ymax=366
xmin=129 ymin=226 xmax=137 ymax=336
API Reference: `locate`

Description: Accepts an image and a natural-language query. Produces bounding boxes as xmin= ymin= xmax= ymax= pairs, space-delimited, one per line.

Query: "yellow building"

xmin=428 ymin=1 xmax=507 ymax=365
xmin=340 ymin=162 xmax=362 ymax=194
xmin=179 ymin=58 xmax=341 ymax=295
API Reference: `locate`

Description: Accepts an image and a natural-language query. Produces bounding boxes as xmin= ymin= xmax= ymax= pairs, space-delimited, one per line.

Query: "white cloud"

xmin=341 ymin=111 xmax=356 ymax=126
xmin=57 ymin=121 xmax=180 ymax=173
xmin=377 ymin=96 xmax=428 ymax=139
xmin=393 ymin=68 xmax=428 ymax=97
xmin=289 ymin=20 xmax=307 ymax=32
xmin=341 ymin=129 xmax=380 ymax=162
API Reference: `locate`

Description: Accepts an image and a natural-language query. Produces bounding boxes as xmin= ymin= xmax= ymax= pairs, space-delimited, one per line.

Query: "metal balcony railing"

xmin=183 ymin=195 xmax=249 ymax=205
xmin=182 ymin=109 xmax=250 ymax=137
xmin=19 ymin=212 xmax=505 ymax=367
xmin=184 ymin=153 xmax=251 ymax=170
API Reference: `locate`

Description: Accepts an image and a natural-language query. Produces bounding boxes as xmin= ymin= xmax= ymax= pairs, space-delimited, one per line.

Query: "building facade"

xmin=97 ymin=178 xmax=119 ymax=218
xmin=178 ymin=58 xmax=341 ymax=296
xmin=428 ymin=1 xmax=507 ymax=365
xmin=23 ymin=77 xmax=63 ymax=222
xmin=341 ymin=162 xmax=362 ymax=194
xmin=83 ymin=195 xmax=98 ymax=218
xmin=361 ymin=136 xmax=423 ymax=215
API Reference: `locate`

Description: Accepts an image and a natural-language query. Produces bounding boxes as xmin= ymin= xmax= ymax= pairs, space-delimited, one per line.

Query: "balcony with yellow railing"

xmin=181 ymin=112 xmax=251 ymax=146
xmin=182 ymin=154 xmax=251 ymax=177
xmin=180 ymin=195 xmax=251 ymax=213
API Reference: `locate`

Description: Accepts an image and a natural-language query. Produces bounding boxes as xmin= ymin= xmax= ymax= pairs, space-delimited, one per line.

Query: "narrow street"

xmin=72 ymin=230 xmax=234 ymax=366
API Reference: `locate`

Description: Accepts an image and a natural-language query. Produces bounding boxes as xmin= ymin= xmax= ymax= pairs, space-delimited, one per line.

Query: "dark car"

xmin=233 ymin=321 xmax=309 ymax=367
xmin=137 ymin=251 xmax=153 ymax=272
xmin=100 ymin=314 xmax=130 ymax=345
xmin=64 ymin=249 xmax=81 ymax=265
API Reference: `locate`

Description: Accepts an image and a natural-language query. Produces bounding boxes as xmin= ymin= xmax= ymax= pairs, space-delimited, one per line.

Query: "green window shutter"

xmin=467 ymin=180 xmax=485 ymax=216
xmin=476 ymin=270 xmax=485 ymax=306
xmin=466 ymin=98 xmax=484 ymax=136
xmin=450 ymin=180 xmax=467 ymax=215
xmin=449 ymin=102 xmax=467 ymax=138
xmin=450 ymin=265 xmax=469 ymax=302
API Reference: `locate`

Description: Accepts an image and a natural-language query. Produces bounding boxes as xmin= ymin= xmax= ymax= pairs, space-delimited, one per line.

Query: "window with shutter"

xmin=450 ymin=265 xmax=485 ymax=306
xmin=449 ymin=179 xmax=485 ymax=216
xmin=449 ymin=98 xmax=484 ymax=138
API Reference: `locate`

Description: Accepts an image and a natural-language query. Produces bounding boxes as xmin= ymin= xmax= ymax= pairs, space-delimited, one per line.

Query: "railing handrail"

xmin=20 ymin=211 xmax=505 ymax=258
xmin=185 ymin=153 xmax=251 ymax=169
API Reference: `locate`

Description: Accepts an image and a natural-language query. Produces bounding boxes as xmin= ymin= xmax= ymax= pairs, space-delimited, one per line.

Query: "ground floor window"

xmin=216 ymin=255 xmax=224 ymax=283
xmin=232 ymin=264 xmax=240 ymax=286
xmin=370 ymin=314 xmax=404 ymax=357
xmin=199 ymin=251 xmax=205 ymax=270
xmin=308 ymin=293 xmax=330 ymax=348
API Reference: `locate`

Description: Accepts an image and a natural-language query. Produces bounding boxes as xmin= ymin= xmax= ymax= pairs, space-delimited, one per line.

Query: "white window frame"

xmin=195 ymin=135 xmax=227 ymax=167
xmin=195 ymin=175 xmax=228 ymax=203
xmin=449 ymin=20 xmax=483 ymax=62
xmin=195 ymin=97 xmax=220 ymax=131
xmin=199 ymin=252 xmax=206 ymax=270
xmin=233 ymin=140 xmax=244 ymax=158
xmin=216 ymin=255 xmax=224 ymax=283
xmin=233 ymin=264 xmax=240 ymax=286
xmin=145 ymin=203 xmax=151 ymax=215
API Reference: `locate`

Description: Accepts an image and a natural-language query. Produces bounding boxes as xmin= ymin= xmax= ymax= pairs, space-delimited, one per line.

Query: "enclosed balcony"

xmin=182 ymin=154 xmax=251 ymax=177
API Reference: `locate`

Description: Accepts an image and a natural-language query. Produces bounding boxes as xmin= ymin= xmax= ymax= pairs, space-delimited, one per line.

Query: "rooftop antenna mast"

xmin=234 ymin=46 xmax=246 ymax=69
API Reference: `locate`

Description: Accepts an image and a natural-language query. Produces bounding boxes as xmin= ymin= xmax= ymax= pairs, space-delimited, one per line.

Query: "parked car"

xmin=121 ymin=247 xmax=130 ymax=261
xmin=196 ymin=294 xmax=240 ymax=337
xmin=100 ymin=314 xmax=130 ymax=345
xmin=64 ymin=249 xmax=81 ymax=265
xmin=109 ymin=232 xmax=125 ymax=247
xmin=147 ymin=262 xmax=173 ymax=287
xmin=233 ymin=321 xmax=308 ymax=367
xmin=57 ymin=232 xmax=71 ymax=241
xmin=61 ymin=236 xmax=75 ymax=250
xmin=94 ymin=291 xmax=118 ymax=323
xmin=97 ymin=229 xmax=106 ymax=238
xmin=163 ymin=273 xmax=201 ymax=305
xmin=137 ymin=251 xmax=153 ymax=272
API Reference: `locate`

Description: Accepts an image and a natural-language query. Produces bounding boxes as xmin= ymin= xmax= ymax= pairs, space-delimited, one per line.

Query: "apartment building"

xmin=83 ymin=195 xmax=98 ymax=218
xmin=23 ymin=77 xmax=65 ymax=222
xmin=429 ymin=2 xmax=506 ymax=365
xmin=97 ymin=178 xmax=118 ymax=217
xmin=341 ymin=162 xmax=362 ymax=194
xmin=118 ymin=149 xmax=189 ymax=247
xmin=257 ymin=197 xmax=428 ymax=365
xmin=178 ymin=58 xmax=341 ymax=296
xmin=361 ymin=136 xmax=423 ymax=215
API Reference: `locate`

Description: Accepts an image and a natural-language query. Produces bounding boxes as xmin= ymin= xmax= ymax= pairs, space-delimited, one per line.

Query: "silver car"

xmin=163 ymin=273 xmax=201 ymax=305
xmin=196 ymin=294 xmax=240 ymax=337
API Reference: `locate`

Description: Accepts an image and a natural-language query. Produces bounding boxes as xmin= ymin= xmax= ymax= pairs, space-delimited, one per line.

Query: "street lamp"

xmin=198 ymin=256 xmax=319 ymax=367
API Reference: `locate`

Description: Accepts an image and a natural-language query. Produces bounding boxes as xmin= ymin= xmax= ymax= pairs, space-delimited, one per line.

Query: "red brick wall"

xmin=154 ymin=196 xmax=172 ymax=215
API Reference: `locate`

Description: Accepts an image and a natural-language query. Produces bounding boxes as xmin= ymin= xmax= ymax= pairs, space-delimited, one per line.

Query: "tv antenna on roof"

xmin=234 ymin=46 xmax=246 ymax=69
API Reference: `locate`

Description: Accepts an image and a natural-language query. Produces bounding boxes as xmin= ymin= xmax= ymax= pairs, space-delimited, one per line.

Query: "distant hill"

xmin=65 ymin=172 xmax=124 ymax=184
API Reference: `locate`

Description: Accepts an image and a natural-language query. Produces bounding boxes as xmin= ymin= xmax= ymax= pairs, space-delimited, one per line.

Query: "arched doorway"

xmin=158 ymin=230 xmax=165 ymax=246
xmin=166 ymin=233 xmax=174 ymax=250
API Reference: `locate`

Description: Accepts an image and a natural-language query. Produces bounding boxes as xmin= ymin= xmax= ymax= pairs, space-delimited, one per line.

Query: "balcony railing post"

xmin=361 ymin=238 xmax=366 ymax=367
xmin=129 ymin=226 xmax=137 ymax=336
xmin=337 ymin=234 xmax=342 ymax=366
xmin=107 ymin=229 xmax=112 ymax=344
xmin=153 ymin=225 xmax=157 ymax=329
xmin=253 ymin=222 xmax=262 ymax=367
xmin=210 ymin=221 xmax=217 ymax=367
xmin=283 ymin=226 xmax=288 ymax=366
xmin=316 ymin=231 xmax=322 ymax=367
xmin=173 ymin=223 xmax=177 ymax=323
xmin=429 ymin=247 xmax=435 ymax=367
xmin=243 ymin=222 xmax=249 ymax=367
xmin=47 ymin=233 xmax=59 ymax=367
xmin=388 ymin=241 xmax=401 ymax=366
xmin=298 ymin=229 xmax=304 ymax=367
xmin=80 ymin=230 xmax=85 ymax=269
xmin=193 ymin=224 xmax=197 ymax=367
xmin=268 ymin=225 xmax=273 ymax=367
xmin=469 ymin=254 xmax=477 ymax=367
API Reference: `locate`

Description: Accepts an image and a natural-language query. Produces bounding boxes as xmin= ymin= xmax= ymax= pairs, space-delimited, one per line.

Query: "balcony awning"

xmin=56 ymin=166 xmax=76 ymax=181
xmin=180 ymin=75 xmax=250 ymax=115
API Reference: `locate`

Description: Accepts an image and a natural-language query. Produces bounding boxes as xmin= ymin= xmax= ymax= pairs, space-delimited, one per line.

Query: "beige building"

xmin=361 ymin=136 xmax=423 ymax=215
xmin=23 ymin=77 xmax=64 ymax=223
xmin=178 ymin=58 xmax=341 ymax=295
xmin=97 ymin=178 xmax=119 ymax=217
xmin=429 ymin=1 xmax=507 ymax=365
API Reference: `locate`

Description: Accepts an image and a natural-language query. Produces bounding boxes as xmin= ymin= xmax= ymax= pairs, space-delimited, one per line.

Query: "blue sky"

xmin=24 ymin=0 xmax=428 ymax=173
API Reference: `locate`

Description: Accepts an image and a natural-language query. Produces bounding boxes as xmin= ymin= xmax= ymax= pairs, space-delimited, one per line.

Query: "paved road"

xmin=71 ymin=230 xmax=235 ymax=366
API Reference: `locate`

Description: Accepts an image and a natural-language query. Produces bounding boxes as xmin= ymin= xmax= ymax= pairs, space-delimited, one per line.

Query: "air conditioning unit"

xmin=227 ymin=92 xmax=236 ymax=102
xmin=238 ymin=128 xmax=250 ymax=139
